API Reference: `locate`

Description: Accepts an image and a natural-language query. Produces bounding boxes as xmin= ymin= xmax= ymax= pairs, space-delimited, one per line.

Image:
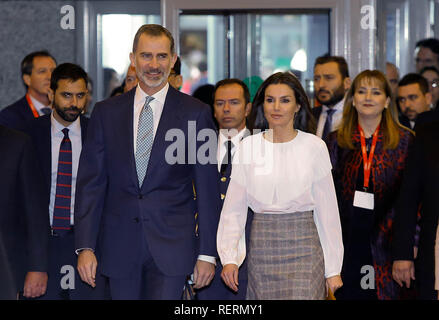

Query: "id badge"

xmin=353 ymin=190 xmax=374 ymax=210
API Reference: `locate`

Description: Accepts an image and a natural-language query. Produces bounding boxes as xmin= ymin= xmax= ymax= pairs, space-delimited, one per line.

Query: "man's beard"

xmin=316 ymin=85 xmax=346 ymax=107
xmin=54 ymin=101 xmax=81 ymax=123
xmin=137 ymin=67 xmax=170 ymax=89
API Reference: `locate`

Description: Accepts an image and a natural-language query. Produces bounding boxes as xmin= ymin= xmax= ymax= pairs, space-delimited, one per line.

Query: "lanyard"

xmin=358 ymin=124 xmax=379 ymax=191
xmin=25 ymin=93 xmax=40 ymax=118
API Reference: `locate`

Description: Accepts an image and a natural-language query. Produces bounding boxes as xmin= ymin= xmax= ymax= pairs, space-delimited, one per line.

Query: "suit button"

xmin=134 ymin=217 xmax=139 ymax=223
xmin=138 ymin=195 xmax=143 ymax=199
xmin=221 ymin=194 xmax=225 ymax=200
xmin=221 ymin=177 xmax=227 ymax=182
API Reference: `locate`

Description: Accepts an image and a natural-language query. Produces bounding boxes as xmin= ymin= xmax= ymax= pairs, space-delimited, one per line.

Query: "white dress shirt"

xmin=217 ymin=130 xmax=344 ymax=278
xmin=29 ymin=93 xmax=51 ymax=116
xmin=49 ymin=113 xmax=82 ymax=226
xmin=217 ymin=127 xmax=248 ymax=172
xmin=133 ymin=83 xmax=215 ymax=265
xmin=133 ymin=83 xmax=168 ymax=153
xmin=315 ymin=98 xmax=345 ymax=138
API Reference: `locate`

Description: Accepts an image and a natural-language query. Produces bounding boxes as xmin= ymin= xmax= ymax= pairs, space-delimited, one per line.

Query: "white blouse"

xmin=217 ymin=130 xmax=344 ymax=278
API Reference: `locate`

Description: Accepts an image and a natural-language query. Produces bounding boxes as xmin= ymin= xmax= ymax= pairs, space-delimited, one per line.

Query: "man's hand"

xmin=392 ymin=260 xmax=415 ymax=288
xmin=77 ymin=249 xmax=97 ymax=288
xmin=23 ymin=271 xmax=48 ymax=298
xmin=193 ymin=260 xmax=215 ymax=289
xmin=221 ymin=264 xmax=239 ymax=292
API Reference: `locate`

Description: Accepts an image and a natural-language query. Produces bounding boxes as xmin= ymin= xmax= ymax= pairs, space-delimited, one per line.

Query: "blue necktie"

xmin=322 ymin=108 xmax=336 ymax=140
xmin=41 ymin=107 xmax=52 ymax=115
xmin=135 ymin=96 xmax=155 ymax=187
xmin=52 ymin=128 xmax=72 ymax=236
xmin=220 ymin=139 xmax=234 ymax=174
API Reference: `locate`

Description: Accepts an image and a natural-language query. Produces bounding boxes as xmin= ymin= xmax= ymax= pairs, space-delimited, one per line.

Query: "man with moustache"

xmin=414 ymin=38 xmax=439 ymax=73
xmin=0 ymin=51 xmax=56 ymax=131
xmin=27 ymin=63 xmax=102 ymax=299
xmin=75 ymin=24 xmax=220 ymax=299
xmin=312 ymin=56 xmax=351 ymax=141
xmin=197 ymin=78 xmax=252 ymax=300
xmin=397 ymin=73 xmax=432 ymax=130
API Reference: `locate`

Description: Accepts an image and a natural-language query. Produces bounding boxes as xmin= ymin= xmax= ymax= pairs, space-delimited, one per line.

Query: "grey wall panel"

xmin=0 ymin=1 xmax=76 ymax=109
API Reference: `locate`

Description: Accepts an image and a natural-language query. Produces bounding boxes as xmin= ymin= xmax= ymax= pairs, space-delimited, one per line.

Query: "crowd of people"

xmin=0 ymin=24 xmax=438 ymax=301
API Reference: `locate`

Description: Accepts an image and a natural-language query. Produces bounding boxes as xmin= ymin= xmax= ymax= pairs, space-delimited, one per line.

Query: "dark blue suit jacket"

xmin=74 ymin=86 xmax=221 ymax=278
xmin=0 ymin=95 xmax=35 ymax=132
xmin=0 ymin=125 xmax=50 ymax=291
xmin=27 ymin=114 xmax=89 ymax=195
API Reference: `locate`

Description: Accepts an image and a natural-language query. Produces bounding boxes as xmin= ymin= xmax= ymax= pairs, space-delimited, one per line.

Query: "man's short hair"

xmin=50 ymin=63 xmax=88 ymax=93
xmin=398 ymin=73 xmax=429 ymax=95
xmin=21 ymin=51 xmax=57 ymax=88
xmin=172 ymin=56 xmax=181 ymax=75
xmin=420 ymin=65 xmax=439 ymax=77
xmin=415 ymin=38 xmax=439 ymax=56
xmin=21 ymin=50 xmax=56 ymax=77
xmin=213 ymin=78 xmax=251 ymax=105
xmin=314 ymin=55 xmax=350 ymax=79
xmin=132 ymin=24 xmax=175 ymax=54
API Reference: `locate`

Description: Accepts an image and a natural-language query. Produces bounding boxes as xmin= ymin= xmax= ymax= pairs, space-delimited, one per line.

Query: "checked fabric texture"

xmin=52 ymin=128 xmax=72 ymax=235
xmin=135 ymin=96 xmax=155 ymax=186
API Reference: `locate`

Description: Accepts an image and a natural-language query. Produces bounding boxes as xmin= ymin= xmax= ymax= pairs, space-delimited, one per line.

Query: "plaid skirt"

xmin=246 ymin=211 xmax=325 ymax=300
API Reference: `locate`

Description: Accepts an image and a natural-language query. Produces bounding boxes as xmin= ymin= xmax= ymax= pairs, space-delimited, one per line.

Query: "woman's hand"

xmin=221 ymin=264 xmax=239 ymax=292
xmin=326 ymin=275 xmax=343 ymax=295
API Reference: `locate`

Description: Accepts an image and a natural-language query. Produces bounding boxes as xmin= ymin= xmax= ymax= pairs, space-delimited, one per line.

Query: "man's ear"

xmin=47 ymin=88 xmax=54 ymax=106
xmin=129 ymin=52 xmax=135 ymax=68
xmin=245 ymin=102 xmax=252 ymax=117
xmin=23 ymin=74 xmax=31 ymax=87
xmin=343 ymin=77 xmax=351 ymax=91
xmin=425 ymin=92 xmax=433 ymax=106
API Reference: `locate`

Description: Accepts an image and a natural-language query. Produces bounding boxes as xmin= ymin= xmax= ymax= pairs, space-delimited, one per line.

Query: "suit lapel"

xmin=125 ymin=91 xmax=140 ymax=190
xmin=141 ymin=87 xmax=183 ymax=191
xmin=39 ymin=116 xmax=52 ymax=192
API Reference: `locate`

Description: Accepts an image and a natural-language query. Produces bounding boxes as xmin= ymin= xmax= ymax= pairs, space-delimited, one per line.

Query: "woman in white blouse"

xmin=217 ymin=72 xmax=344 ymax=299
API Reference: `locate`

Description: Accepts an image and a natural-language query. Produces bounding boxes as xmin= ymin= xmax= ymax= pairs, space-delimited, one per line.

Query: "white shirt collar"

xmin=218 ymin=127 xmax=248 ymax=147
xmin=134 ymin=82 xmax=169 ymax=107
xmin=50 ymin=111 xmax=81 ymax=136
xmin=29 ymin=93 xmax=50 ymax=112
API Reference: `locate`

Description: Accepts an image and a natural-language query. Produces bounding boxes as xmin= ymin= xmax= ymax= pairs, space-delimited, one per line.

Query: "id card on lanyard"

xmin=26 ymin=93 xmax=41 ymax=118
xmin=353 ymin=124 xmax=379 ymax=210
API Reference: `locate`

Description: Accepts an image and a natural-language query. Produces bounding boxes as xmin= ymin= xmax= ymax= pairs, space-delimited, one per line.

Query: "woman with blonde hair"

xmin=326 ymin=69 xmax=414 ymax=300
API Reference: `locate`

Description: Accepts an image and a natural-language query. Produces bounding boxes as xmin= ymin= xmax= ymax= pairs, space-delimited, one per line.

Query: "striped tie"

xmin=52 ymin=128 xmax=72 ymax=236
xmin=135 ymin=96 xmax=155 ymax=187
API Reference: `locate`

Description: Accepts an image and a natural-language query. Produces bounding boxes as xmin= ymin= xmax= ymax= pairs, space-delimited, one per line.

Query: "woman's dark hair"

xmin=248 ymin=72 xmax=316 ymax=133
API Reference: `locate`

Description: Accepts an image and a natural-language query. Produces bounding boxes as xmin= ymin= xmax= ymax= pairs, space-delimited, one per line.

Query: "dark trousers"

xmin=108 ymin=237 xmax=186 ymax=300
xmin=37 ymin=230 xmax=109 ymax=300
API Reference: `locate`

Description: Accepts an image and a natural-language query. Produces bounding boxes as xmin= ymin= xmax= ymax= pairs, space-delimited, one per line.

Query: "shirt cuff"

xmin=198 ymin=255 xmax=216 ymax=266
xmin=75 ymin=248 xmax=94 ymax=255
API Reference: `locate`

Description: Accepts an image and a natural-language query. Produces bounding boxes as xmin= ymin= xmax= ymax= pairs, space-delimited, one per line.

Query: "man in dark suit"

xmin=0 ymin=124 xmax=50 ymax=299
xmin=0 ymin=51 xmax=56 ymax=131
xmin=27 ymin=63 xmax=106 ymax=299
xmin=397 ymin=73 xmax=432 ymax=130
xmin=392 ymin=120 xmax=439 ymax=299
xmin=312 ymin=55 xmax=350 ymax=141
xmin=75 ymin=24 xmax=221 ymax=300
xmin=197 ymin=78 xmax=253 ymax=300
